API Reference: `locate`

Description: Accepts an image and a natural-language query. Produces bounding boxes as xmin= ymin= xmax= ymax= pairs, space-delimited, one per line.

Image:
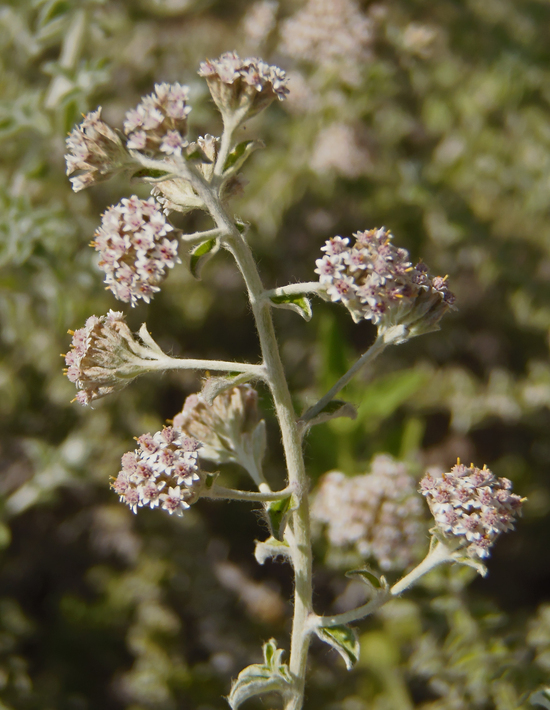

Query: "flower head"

xmin=124 ymin=82 xmax=191 ymax=157
xmin=113 ymin=427 xmax=203 ymax=516
xmin=316 ymin=227 xmax=455 ymax=336
xmin=65 ymin=108 xmax=129 ymax=192
xmin=64 ymin=311 xmax=157 ymax=405
xmin=419 ymin=461 xmax=524 ymax=561
xmin=198 ymin=51 xmax=288 ymax=123
xmin=91 ymin=196 xmax=180 ymax=306
xmin=311 ymin=455 xmax=426 ymax=571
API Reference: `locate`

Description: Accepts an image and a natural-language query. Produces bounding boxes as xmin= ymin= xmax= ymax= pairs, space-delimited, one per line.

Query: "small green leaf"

xmin=131 ymin=168 xmax=171 ymax=181
xmin=190 ymin=238 xmax=219 ymax=279
xmin=228 ymin=639 xmax=292 ymax=709
xmin=224 ymin=140 xmax=264 ymax=173
xmin=315 ymin=624 xmax=360 ymax=671
xmin=300 ymin=399 xmax=357 ymax=430
xmin=346 ymin=568 xmax=382 ymax=589
xmin=270 ymin=294 xmax=313 ymax=321
xmin=266 ymin=495 xmax=294 ymax=541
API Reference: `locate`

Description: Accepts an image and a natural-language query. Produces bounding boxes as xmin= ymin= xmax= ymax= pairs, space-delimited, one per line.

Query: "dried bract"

xmin=315 ymin=228 xmax=455 ymax=336
xmin=311 ymin=455 xmax=426 ymax=571
xmin=112 ymin=427 xmax=203 ymax=516
xmin=65 ymin=108 xmax=129 ymax=192
xmin=420 ymin=461 xmax=524 ymax=561
xmin=92 ymin=195 xmax=180 ymax=306
xmin=64 ymin=311 xmax=153 ymax=405
xmin=198 ymin=51 xmax=288 ymax=123
xmin=173 ymin=385 xmax=266 ymax=478
xmin=124 ymin=82 xmax=191 ymax=157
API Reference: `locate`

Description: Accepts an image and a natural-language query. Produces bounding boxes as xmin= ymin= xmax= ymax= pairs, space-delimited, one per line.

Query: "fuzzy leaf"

xmin=315 ymin=624 xmax=360 ymax=671
xmin=270 ymin=293 xmax=312 ymax=321
xmin=346 ymin=567 xmax=384 ymax=590
xmin=190 ymin=238 xmax=219 ymax=279
xmin=131 ymin=167 xmax=171 ymax=181
xmin=223 ymin=139 xmax=264 ymax=173
xmin=266 ymin=494 xmax=295 ymax=542
xmin=300 ymin=399 xmax=357 ymax=429
xmin=228 ymin=639 xmax=292 ymax=709
xmin=254 ymin=537 xmax=291 ymax=565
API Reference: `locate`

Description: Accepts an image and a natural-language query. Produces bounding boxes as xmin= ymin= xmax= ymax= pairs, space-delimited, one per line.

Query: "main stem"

xmin=187 ymin=168 xmax=313 ymax=710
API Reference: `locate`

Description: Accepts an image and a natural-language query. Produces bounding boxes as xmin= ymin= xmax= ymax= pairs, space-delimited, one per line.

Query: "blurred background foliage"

xmin=1 ymin=0 xmax=550 ymax=707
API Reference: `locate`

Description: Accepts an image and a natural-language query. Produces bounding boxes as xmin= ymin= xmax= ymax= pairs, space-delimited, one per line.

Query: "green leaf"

xmin=131 ymin=167 xmax=171 ymax=181
xmin=265 ymin=494 xmax=294 ymax=541
xmin=315 ymin=624 xmax=360 ymax=671
xmin=224 ymin=139 xmax=264 ymax=173
xmin=228 ymin=639 xmax=292 ymax=709
xmin=357 ymin=368 xmax=429 ymax=430
xmin=270 ymin=294 xmax=313 ymax=321
xmin=300 ymin=399 xmax=357 ymax=430
xmin=346 ymin=568 xmax=383 ymax=590
xmin=190 ymin=238 xmax=219 ymax=279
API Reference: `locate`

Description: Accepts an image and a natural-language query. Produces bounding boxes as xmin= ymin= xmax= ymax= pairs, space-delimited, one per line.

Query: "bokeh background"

xmin=1 ymin=0 xmax=550 ymax=708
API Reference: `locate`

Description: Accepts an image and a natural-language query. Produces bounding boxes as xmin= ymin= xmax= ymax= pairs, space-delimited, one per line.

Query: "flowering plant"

xmin=63 ymin=51 xmax=524 ymax=710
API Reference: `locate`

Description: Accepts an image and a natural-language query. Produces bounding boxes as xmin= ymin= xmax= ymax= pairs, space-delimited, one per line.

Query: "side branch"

xmin=203 ymin=483 xmax=296 ymax=503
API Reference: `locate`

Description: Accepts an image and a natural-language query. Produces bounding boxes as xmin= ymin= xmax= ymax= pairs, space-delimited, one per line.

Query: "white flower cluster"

xmin=112 ymin=427 xmax=204 ymax=516
xmin=65 ymin=108 xmax=128 ymax=192
xmin=311 ymin=455 xmax=426 ymax=571
xmin=123 ymin=82 xmax=191 ymax=156
xmin=64 ymin=311 xmax=141 ymax=405
xmin=279 ymin=0 xmax=373 ymax=83
xmin=420 ymin=461 xmax=524 ymax=560
xmin=315 ymin=228 xmax=455 ymax=330
xmin=91 ymin=195 xmax=180 ymax=306
xmin=198 ymin=51 xmax=288 ymax=120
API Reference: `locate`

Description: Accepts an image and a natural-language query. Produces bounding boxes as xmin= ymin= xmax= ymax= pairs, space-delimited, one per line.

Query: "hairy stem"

xmin=178 ymin=161 xmax=313 ymax=710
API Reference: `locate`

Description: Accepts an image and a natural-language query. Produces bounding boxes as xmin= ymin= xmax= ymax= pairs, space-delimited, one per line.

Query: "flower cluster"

xmin=198 ymin=51 xmax=288 ymax=122
xmin=65 ymin=108 xmax=128 ymax=192
xmin=311 ymin=455 xmax=426 ymax=571
xmin=315 ymin=228 xmax=455 ymax=333
xmin=112 ymin=426 xmax=204 ymax=516
xmin=173 ymin=385 xmax=266 ymax=483
xmin=420 ymin=461 xmax=524 ymax=560
xmin=124 ymin=82 xmax=191 ymax=156
xmin=64 ymin=311 xmax=151 ymax=405
xmin=279 ymin=0 xmax=373 ymax=84
xmin=91 ymin=195 xmax=180 ymax=306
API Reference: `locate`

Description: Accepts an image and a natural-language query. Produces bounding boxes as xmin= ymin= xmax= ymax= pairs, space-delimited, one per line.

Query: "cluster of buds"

xmin=198 ymin=51 xmax=288 ymax=124
xmin=124 ymin=82 xmax=191 ymax=157
xmin=91 ymin=195 xmax=180 ymax=306
xmin=315 ymin=228 xmax=455 ymax=336
xmin=173 ymin=385 xmax=266 ymax=485
xmin=112 ymin=427 xmax=204 ymax=516
xmin=65 ymin=108 xmax=129 ymax=192
xmin=64 ymin=311 xmax=160 ymax=405
xmin=419 ymin=461 xmax=524 ymax=561
xmin=311 ymin=455 xmax=426 ymax=571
